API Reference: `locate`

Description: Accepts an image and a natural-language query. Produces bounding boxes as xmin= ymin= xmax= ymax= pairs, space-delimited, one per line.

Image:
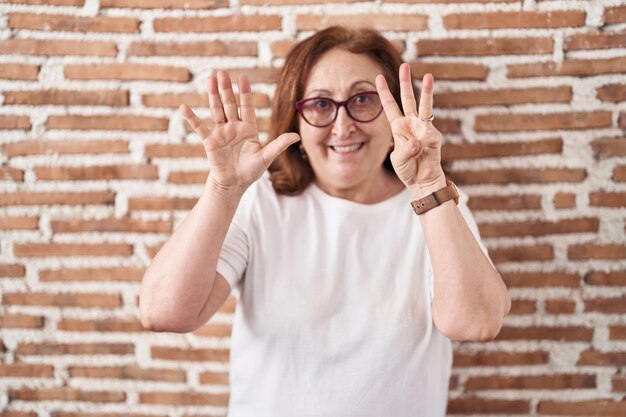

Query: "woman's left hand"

xmin=376 ymin=64 xmax=446 ymax=196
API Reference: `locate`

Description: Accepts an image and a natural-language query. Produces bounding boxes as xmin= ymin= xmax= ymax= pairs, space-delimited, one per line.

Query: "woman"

xmin=139 ymin=26 xmax=511 ymax=417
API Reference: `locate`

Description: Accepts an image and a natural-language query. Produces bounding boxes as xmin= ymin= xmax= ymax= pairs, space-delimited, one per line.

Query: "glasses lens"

xmin=347 ymin=92 xmax=382 ymax=122
xmin=301 ymin=98 xmax=336 ymax=127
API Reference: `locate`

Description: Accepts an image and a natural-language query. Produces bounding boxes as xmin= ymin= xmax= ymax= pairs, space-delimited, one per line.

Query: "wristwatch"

xmin=410 ymin=180 xmax=459 ymax=215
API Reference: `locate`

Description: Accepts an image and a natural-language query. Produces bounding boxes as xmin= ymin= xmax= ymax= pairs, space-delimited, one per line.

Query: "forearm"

xmin=415 ymin=184 xmax=511 ymax=341
xmin=139 ymin=184 xmax=242 ymax=332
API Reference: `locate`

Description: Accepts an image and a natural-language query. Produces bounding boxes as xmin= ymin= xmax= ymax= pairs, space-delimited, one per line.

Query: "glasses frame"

xmin=295 ymin=90 xmax=383 ymax=128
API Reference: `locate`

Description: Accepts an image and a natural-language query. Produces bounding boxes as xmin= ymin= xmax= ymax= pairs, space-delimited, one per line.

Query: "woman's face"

xmin=298 ymin=48 xmax=394 ymax=194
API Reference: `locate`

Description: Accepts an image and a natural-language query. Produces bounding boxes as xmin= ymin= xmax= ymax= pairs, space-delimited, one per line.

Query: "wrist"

xmin=408 ymin=176 xmax=448 ymax=200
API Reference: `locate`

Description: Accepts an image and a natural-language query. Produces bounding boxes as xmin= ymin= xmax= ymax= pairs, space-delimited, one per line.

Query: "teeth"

xmin=333 ymin=143 xmax=362 ymax=153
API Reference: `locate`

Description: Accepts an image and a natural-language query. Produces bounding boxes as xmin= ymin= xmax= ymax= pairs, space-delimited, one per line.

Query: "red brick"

xmin=68 ymin=365 xmax=185 ymax=382
xmin=597 ymin=84 xmax=626 ymax=102
xmin=509 ymin=299 xmax=536 ymax=315
xmin=585 ymin=270 xmax=626 ymax=286
xmin=554 ymin=192 xmax=576 ymax=208
xmin=466 ymin=374 xmax=595 ymax=390
xmin=417 ymin=37 xmax=553 ymax=56
xmin=0 ymin=363 xmax=54 ymax=377
xmin=128 ymin=196 xmax=197 ymax=211
xmin=0 ymin=263 xmax=26 ymax=277
xmin=101 ymin=0 xmax=228 ymax=8
xmin=0 ymin=216 xmax=38 ymax=230
xmin=438 ymin=137 xmax=550 ymax=162
xmin=0 ymin=167 xmax=24 ymax=181
xmin=502 ymin=272 xmax=580 ymax=288
xmin=144 ymin=143 xmax=205 ymax=157
xmin=0 ymin=314 xmax=44 ymax=329
xmin=9 ymin=388 xmax=125 ymax=403
xmin=6 ymin=0 xmax=84 ymax=4
xmin=154 ymin=15 xmax=281 ymax=33
xmin=621 ymin=112 xmax=626 ymax=129
xmin=0 ymin=115 xmax=30 ymax=130
xmin=65 ymin=64 xmax=190 ymax=82
xmin=613 ymin=375 xmax=626 ymax=392
xmin=225 ymin=67 xmax=281 ymax=84
xmin=13 ymin=243 xmax=133 ymax=257
xmin=508 ymin=56 xmax=626 ymax=78
xmin=0 ymin=191 xmax=115 ymax=207
xmin=3 ymin=90 xmax=129 ymax=106
xmin=8 ymin=13 xmax=140 ymax=33
xmin=568 ymin=244 xmax=626 ymax=260
xmin=614 ymin=165 xmax=626 ymax=182
xmin=610 ymin=326 xmax=626 ymax=340
xmin=3 ymin=292 xmax=121 ymax=308
xmin=142 ymin=91 xmax=270 ymax=109
xmin=35 ymin=165 xmax=158 ymax=181
xmin=489 ymin=244 xmax=554 ymax=263
xmin=0 ymin=411 xmax=37 ymax=417
xmin=602 ymin=132 xmax=626 ymax=156
xmin=199 ymin=370 xmax=229 ymax=386
xmin=589 ymin=191 xmax=626 ymax=207
xmin=6 ymin=139 xmax=129 ymax=156
xmin=467 ymin=194 xmax=541 ymax=211
xmin=0 ymin=63 xmax=39 ymax=80
xmin=452 ymin=168 xmax=586 ymax=184
xmin=496 ymin=326 xmax=593 ymax=341
xmin=17 ymin=342 xmax=133 ymax=355
xmin=296 ymin=14 xmax=428 ymax=31
xmin=192 ymin=323 xmax=233 ymax=338
xmin=546 ymin=298 xmax=577 ymax=314
xmin=168 ymin=171 xmax=206 ymax=184
xmin=0 ymin=39 xmax=116 ymax=57
xmin=219 ymin=296 xmax=237 ymax=314
xmin=411 ymin=62 xmax=488 ymax=81
xmin=58 ymin=318 xmax=145 ymax=332
xmin=447 ymin=398 xmax=530 ymax=414
xmin=475 ymin=111 xmax=612 ymax=132
xmin=585 ymin=296 xmax=626 ymax=313
xmin=151 ymin=346 xmax=229 ymax=362
xmin=244 ymin=0 xmax=361 ymax=3
xmin=51 ymin=218 xmax=171 ymax=233
xmin=444 ymin=11 xmax=585 ymax=29
xmin=40 ymin=267 xmax=144 ymax=282
xmin=139 ymin=391 xmax=228 ymax=406
xmin=51 ymin=413 xmax=161 ymax=417
xmin=453 ymin=350 xmax=548 ymax=367
xmin=46 ymin=115 xmax=168 ymax=131
xmin=539 ymin=399 xmax=626 ymax=416
xmin=478 ymin=217 xmax=598 ymax=237
xmin=436 ymin=87 xmax=571 ymax=107
xmin=566 ymin=32 xmax=626 ymax=51
xmin=578 ymin=350 xmax=626 ymax=366
xmin=605 ymin=6 xmax=626 ymax=24
xmin=128 ymin=41 xmax=256 ymax=57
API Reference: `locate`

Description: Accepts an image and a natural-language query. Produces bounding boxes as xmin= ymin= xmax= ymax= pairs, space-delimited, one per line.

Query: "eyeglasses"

xmin=295 ymin=91 xmax=383 ymax=128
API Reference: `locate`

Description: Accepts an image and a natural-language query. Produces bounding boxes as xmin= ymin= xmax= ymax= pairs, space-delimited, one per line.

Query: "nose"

xmin=331 ymin=105 xmax=356 ymax=137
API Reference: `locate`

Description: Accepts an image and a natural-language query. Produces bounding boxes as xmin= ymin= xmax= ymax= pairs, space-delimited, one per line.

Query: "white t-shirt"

xmin=217 ymin=173 xmax=488 ymax=417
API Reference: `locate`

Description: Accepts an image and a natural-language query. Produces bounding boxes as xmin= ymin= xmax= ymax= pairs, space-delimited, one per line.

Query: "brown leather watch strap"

xmin=410 ymin=180 xmax=459 ymax=215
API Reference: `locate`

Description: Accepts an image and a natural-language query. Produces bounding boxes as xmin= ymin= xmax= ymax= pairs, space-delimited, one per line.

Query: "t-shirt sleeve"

xmin=429 ymin=186 xmax=491 ymax=301
xmin=215 ymin=183 xmax=255 ymax=290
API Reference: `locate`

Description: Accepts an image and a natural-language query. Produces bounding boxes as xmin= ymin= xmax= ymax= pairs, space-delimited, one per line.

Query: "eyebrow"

xmin=305 ymin=80 xmax=376 ymax=97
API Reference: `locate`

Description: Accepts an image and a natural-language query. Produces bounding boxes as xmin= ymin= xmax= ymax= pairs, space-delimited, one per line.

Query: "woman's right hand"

xmin=180 ymin=71 xmax=300 ymax=197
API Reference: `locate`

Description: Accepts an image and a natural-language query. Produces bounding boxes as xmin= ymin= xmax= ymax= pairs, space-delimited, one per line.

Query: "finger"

xmin=180 ymin=104 xmax=211 ymax=138
xmin=238 ymin=75 xmax=257 ymax=126
xmin=399 ymin=63 xmax=418 ymax=117
xmin=375 ymin=74 xmax=403 ymax=123
xmin=418 ymin=73 xmax=434 ymax=120
xmin=207 ymin=75 xmax=226 ymax=125
xmin=217 ymin=71 xmax=240 ymax=122
xmin=261 ymin=132 xmax=301 ymax=167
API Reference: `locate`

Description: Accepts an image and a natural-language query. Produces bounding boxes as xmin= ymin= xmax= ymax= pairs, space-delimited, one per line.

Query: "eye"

xmin=352 ymin=93 xmax=374 ymax=106
xmin=312 ymin=98 xmax=333 ymax=110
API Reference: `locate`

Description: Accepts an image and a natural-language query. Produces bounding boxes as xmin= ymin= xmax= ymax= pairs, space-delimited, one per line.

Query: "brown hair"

xmin=268 ymin=26 xmax=407 ymax=195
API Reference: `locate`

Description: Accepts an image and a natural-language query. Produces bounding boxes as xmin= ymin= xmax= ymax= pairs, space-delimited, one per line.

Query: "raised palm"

xmin=180 ymin=71 xmax=300 ymax=196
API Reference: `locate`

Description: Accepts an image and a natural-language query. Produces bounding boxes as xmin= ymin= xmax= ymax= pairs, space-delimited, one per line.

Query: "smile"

xmin=329 ymin=142 xmax=365 ymax=154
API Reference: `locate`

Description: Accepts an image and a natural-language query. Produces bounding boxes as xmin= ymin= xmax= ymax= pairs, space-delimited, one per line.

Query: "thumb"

xmin=261 ymin=132 xmax=301 ymax=166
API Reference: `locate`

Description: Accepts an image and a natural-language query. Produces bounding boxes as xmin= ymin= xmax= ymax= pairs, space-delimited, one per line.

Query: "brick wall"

xmin=0 ymin=0 xmax=624 ymax=416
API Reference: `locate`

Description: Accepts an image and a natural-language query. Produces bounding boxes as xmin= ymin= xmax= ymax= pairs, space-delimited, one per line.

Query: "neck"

xmin=314 ymin=168 xmax=404 ymax=204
